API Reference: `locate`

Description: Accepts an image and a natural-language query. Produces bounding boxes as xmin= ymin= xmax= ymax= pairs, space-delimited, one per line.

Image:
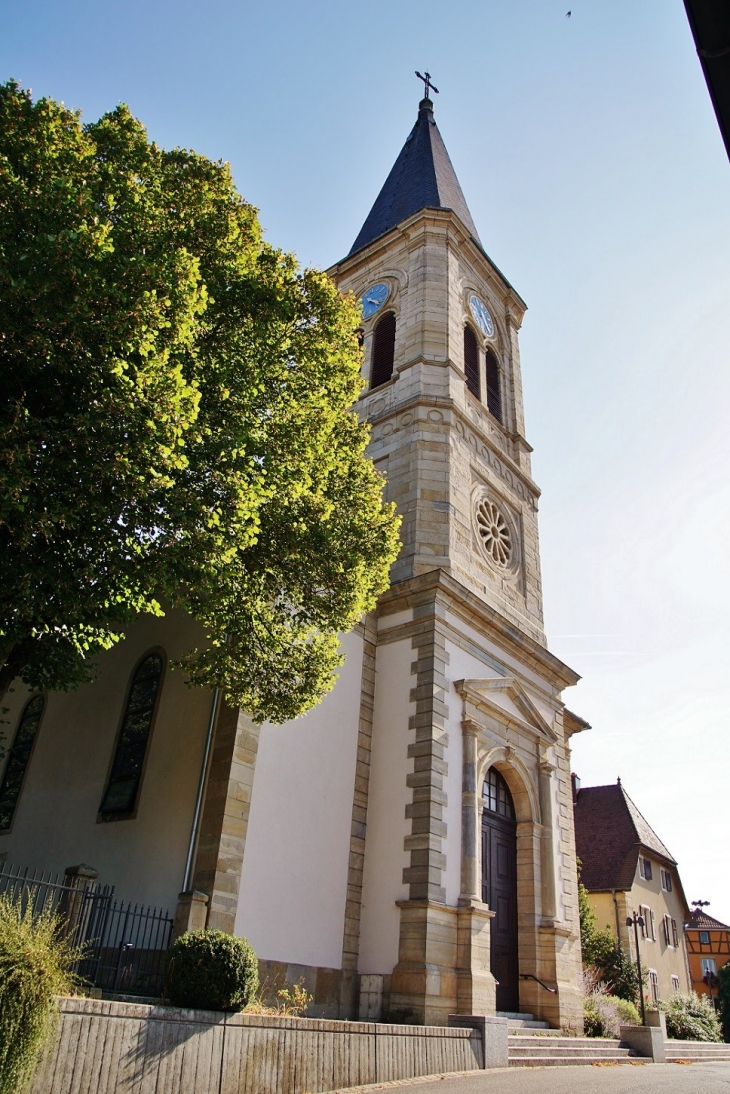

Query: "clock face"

xmin=469 ymin=294 xmax=494 ymax=338
xmin=361 ymin=282 xmax=389 ymax=320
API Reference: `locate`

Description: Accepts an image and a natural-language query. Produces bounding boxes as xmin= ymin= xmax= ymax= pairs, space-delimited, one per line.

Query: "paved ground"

xmin=332 ymin=1062 xmax=730 ymax=1094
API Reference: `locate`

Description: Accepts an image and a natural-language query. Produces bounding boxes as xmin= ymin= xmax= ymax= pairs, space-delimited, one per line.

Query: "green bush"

xmin=718 ymin=962 xmax=730 ymax=1043
xmin=164 ymin=929 xmax=258 ymax=1012
xmin=583 ymin=992 xmax=640 ymax=1038
xmin=658 ymin=991 xmax=722 ymax=1042
xmin=0 ymin=895 xmax=80 ymax=1094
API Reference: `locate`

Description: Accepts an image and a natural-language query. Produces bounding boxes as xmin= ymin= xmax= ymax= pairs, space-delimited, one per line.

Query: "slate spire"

xmin=349 ymin=97 xmax=481 ymax=257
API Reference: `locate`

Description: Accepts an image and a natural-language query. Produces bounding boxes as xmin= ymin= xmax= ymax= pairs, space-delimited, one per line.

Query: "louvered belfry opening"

xmin=486 ymin=349 xmax=502 ymax=422
xmin=370 ymin=312 xmax=396 ymax=389
xmin=464 ymin=325 xmax=480 ymax=400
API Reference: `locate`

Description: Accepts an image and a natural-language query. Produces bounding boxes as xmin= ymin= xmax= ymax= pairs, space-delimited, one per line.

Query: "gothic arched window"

xmin=482 ymin=767 xmax=515 ymax=820
xmin=0 ymin=695 xmax=45 ymax=832
xmin=464 ymin=325 xmax=481 ymax=400
xmin=99 ymin=652 xmax=164 ymax=820
xmin=371 ymin=312 xmax=396 ymax=389
xmin=486 ymin=350 xmax=502 ymax=422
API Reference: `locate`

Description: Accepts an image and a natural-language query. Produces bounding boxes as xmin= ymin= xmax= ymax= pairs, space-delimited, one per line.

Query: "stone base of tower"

xmin=388 ymin=899 xmax=582 ymax=1031
xmin=389 ymin=898 xmax=497 ymax=1025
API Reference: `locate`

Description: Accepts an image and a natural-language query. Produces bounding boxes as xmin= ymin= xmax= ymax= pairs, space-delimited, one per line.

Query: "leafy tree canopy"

xmin=0 ymin=80 xmax=400 ymax=722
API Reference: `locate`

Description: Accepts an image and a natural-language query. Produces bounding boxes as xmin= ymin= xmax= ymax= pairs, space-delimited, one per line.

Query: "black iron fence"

xmin=0 ymin=862 xmax=174 ymax=997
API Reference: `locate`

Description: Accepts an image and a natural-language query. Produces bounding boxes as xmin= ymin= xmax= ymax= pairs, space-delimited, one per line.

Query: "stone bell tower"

xmin=328 ymin=90 xmax=587 ymax=1030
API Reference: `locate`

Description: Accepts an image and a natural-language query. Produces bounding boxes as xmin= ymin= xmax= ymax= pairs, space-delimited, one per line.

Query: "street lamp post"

xmin=627 ymin=911 xmax=647 ymax=1026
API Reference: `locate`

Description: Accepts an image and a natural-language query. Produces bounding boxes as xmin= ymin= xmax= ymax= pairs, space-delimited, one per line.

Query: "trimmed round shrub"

xmin=615 ymin=997 xmax=641 ymax=1026
xmin=584 ymin=993 xmax=640 ymax=1038
xmin=164 ymin=929 xmax=258 ymax=1012
xmin=659 ymin=991 xmax=722 ymax=1042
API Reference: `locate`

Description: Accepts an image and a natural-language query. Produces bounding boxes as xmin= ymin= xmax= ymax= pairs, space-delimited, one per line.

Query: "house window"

xmin=640 ymin=905 xmax=655 ymax=941
xmin=639 ymin=857 xmax=653 ymax=881
xmin=482 ymin=767 xmax=515 ymax=819
xmin=671 ymin=975 xmax=680 ymax=992
xmin=370 ymin=312 xmax=396 ymax=389
xmin=701 ymin=958 xmax=717 ymax=976
xmin=463 ymin=325 xmax=481 ymax=400
xmin=0 ymin=695 xmax=45 ymax=832
xmin=663 ymin=915 xmax=677 ymax=948
xmin=649 ymin=969 xmax=659 ymax=1003
xmin=700 ymin=931 xmax=710 ymax=945
xmin=661 ymin=868 xmax=673 ymax=892
xmin=485 ymin=349 xmax=502 ymax=422
xmin=99 ymin=653 xmax=164 ymax=820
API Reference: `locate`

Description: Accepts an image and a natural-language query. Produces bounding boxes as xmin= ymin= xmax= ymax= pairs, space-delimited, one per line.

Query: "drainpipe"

xmin=182 ymin=687 xmax=221 ymax=892
xmin=612 ymin=889 xmax=622 ymax=949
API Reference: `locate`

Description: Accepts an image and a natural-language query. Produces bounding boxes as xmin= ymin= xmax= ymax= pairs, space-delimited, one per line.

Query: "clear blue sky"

xmin=3 ymin=1 xmax=729 ymax=918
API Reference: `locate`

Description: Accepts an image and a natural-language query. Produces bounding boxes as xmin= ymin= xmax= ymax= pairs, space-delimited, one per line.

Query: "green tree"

xmin=0 ymin=81 xmax=400 ymax=722
xmin=718 ymin=961 xmax=730 ymax=1042
xmin=578 ymin=879 xmax=641 ymax=1004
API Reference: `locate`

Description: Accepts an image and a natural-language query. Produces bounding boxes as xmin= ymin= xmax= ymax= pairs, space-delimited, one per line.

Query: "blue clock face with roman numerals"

xmin=361 ymin=282 xmax=389 ymax=319
xmin=469 ymin=294 xmax=494 ymax=338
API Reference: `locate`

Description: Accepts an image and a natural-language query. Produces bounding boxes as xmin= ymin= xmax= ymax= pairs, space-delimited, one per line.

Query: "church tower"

xmin=327 ymin=91 xmax=587 ymax=1029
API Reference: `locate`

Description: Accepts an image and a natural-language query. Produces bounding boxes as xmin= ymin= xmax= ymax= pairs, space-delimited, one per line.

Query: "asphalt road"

xmin=335 ymin=1062 xmax=730 ymax=1094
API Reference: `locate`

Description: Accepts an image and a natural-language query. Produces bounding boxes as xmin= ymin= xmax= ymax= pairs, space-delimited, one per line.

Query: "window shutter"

xmin=485 ymin=349 xmax=502 ymax=422
xmin=371 ymin=312 xmax=396 ymax=389
xmin=672 ymin=919 xmax=679 ymax=948
xmin=463 ymin=326 xmax=480 ymax=399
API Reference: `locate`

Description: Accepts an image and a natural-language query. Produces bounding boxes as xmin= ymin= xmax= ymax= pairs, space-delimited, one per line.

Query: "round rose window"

xmin=474 ymin=497 xmax=513 ymax=568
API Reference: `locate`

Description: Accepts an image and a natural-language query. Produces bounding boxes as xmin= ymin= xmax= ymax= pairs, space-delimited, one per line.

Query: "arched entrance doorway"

xmin=482 ymin=767 xmax=519 ymax=1012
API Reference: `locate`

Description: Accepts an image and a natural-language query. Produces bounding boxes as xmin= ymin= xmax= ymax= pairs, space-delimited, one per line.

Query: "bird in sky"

xmin=566 ymin=10 xmax=572 ymax=16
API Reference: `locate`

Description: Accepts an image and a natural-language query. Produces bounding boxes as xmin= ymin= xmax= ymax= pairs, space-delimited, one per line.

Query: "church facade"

xmin=0 ymin=94 xmax=587 ymax=1030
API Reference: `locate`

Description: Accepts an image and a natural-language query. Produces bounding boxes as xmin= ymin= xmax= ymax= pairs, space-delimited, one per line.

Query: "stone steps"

xmin=508 ymin=1034 xmax=644 ymax=1067
xmin=665 ymin=1040 xmax=730 ymax=1062
xmin=497 ymin=1011 xmax=561 ymax=1035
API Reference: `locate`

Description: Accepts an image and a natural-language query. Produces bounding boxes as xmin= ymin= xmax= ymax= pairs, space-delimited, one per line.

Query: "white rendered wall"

xmin=0 ymin=610 xmax=211 ymax=911
xmin=357 ymin=634 xmax=411 ymax=974
xmin=235 ymin=630 xmax=364 ymax=970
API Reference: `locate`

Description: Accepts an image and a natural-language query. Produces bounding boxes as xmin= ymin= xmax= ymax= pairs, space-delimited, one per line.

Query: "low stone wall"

xmin=30 ymin=997 xmax=483 ymax=1094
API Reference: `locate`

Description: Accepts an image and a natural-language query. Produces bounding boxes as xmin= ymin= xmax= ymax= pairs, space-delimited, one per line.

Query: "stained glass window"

xmin=0 ymin=695 xmax=45 ymax=831
xmin=99 ymin=653 xmax=163 ymax=819
xmin=482 ymin=767 xmax=515 ymax=820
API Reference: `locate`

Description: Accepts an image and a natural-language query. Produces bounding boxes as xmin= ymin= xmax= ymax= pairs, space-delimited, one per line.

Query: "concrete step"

xmin=508 ymin=1025 xmax=563 ymax=1035
xmin=508 ymin=1035 xmax=643 ymax=1067
xmin=665 ymin=1041 xmax=730 ymax=1062
xmin=510 ymin=1056 xmax=647 ymax=1067
xmin=498 ymin=1011 xmax=555 ymax=1033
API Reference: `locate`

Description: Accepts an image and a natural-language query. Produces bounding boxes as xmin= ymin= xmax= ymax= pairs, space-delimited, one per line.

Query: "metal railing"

xmin=0 ymin=862 xmax=174 ymax=997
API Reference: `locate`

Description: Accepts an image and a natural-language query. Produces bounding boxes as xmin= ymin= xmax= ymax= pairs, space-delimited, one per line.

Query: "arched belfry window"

xmin=0 ymin=695 xmax=44 ymax=832
xmin=485 ymin=350 xmax=502 ymax=423
xmin=370 ymin=312 xmax=396 ymax=389
xmin=99 ymin=652 xmax=164 ymax=820
xmin=482 ymin=767 xmax=515 ymax=820
xmin=464 ymin=325 xmax=481 ymax=400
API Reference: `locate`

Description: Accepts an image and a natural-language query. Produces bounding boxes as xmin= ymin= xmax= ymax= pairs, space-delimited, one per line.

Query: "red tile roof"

xmin=574 ymin=781 xmax=676 ymax=892
xmin=687 ymin=909 xmax=730 ymax=931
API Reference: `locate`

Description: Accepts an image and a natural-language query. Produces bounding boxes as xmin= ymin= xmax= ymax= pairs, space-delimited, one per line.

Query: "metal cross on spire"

xmin=415 ymin=71 xmax=439 ymax=100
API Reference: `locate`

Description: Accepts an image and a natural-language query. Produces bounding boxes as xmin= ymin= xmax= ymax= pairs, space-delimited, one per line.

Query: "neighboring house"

xmin=0 ymin=90 xmax=589 ymax=1029
xmin=574 ymin=779 xmax=691 ymax=1003
xmin=686 ymin=909 xmax=730 ymax=999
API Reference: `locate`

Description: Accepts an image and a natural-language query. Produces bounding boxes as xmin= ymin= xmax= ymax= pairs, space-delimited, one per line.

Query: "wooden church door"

xmin=481 ymin=768 xmax=519 ymax=1012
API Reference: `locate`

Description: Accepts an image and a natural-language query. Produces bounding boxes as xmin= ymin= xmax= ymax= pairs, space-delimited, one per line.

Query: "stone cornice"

xmin=361 ymin=391 xmax=539 ymax=502
xmin=377 ymin=569 xmax=581 ymax=690
xmin=328 ymin=208 xmax=527 ymax=320
xmin=455 ymin=677 xmax=558 ymax=744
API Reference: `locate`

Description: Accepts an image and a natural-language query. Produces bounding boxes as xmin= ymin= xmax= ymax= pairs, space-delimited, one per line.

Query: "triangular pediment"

xmin=454 ymin=677 xmax=558 ymax=742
